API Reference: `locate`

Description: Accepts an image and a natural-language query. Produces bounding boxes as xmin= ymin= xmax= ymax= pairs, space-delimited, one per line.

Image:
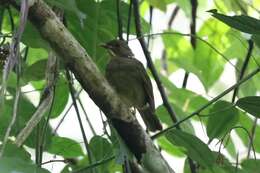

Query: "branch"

xmin=65 ymin=68 xmax=93 ymax=170
xmin=15 ymin=50 xmax=58 ymax=147
xmin=168 ymin=6 xmax=180 ymax=28
xmin=231 ymin=39 xmax=254 ymax=103
xmin=126 ymin=0 xmax=132 ymax=42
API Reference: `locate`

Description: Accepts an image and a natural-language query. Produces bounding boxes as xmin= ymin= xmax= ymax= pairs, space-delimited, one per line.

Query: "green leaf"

xmin=0 ymin=157 xmax=50 ymax=173
xmin=46 ymin=0 xmax=86 ymax=22
xmin=163 ymin=23 xmax=227 ymax=89
xmin=24 ymin=59 xmax=47 ymax=81
xmin=156 ymin=104 xmax=194 ymax=134
xmin=157 ymin=136 xmax=185 ymax=157
xmin=0 ymin=141 xmax=31 ymax=162
xmin=208 ymin=10 xmax=260 ymax=35
xmin=206 ymin=101 xmax=239 ymax=141
xmin=89 ymin=136 xmax=114 ymax=173
xmin=22 ymin=21 xmax=50 ymax=49
xmin=48 ymin=136 xmax=84 ymax=158
xmin=199 ymin=166 xmax=229 ymax=173
xmin=236 ymin=112 xmax=260 ymax=153
xmin=0 ymin=94 xmax=53 ymax=149
xmin=195 ymin=18 xmax=230 ymax=89
xmin=236 ymin=96 xmax=260 ymax=118
xmin=50 ymin=76 xmax=69 ymax=118
xmin=159 ymin=75 xmax=209 ymax=114
xmin=241 ymin=159 xmax=260 ymax=172
xmin=166 ymin=129 xmax=215 ymax=168
xmin=220 ymin=0 xmax=248 ymax=13
xmin=224 ymin=30 xmax=248 ymax=60
xmin=26 ymin=48 xmax=48 ymax=65
xmin=145 ymin=0 xmax=167 ymax=11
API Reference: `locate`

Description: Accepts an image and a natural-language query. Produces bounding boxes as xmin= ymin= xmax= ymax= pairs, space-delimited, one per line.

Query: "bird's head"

xmin=100 ymin=39 xmax=134 ymax=58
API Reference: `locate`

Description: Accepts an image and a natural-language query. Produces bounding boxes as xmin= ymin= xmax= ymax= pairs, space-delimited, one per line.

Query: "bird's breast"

xmin=106 ymin=63 xmax=146 ymax=107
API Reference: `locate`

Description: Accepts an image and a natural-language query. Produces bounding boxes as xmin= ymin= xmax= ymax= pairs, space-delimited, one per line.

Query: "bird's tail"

xmin=139 ymin=107 xmax=162 ymax=132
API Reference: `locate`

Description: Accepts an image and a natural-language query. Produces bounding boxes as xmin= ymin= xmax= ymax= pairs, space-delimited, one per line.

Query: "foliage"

xmin=0 ymin=0 xmax=260 ymax=173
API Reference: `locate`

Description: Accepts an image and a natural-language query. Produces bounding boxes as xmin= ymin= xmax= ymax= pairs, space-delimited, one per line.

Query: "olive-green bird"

xmin=101 ymin=39 xmax=162 ymax=132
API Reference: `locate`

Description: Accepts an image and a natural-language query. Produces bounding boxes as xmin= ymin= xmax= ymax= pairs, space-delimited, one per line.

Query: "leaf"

xmin=26 ymin=48 xmax=48 ymax=65
xmin=0 ymin=94 xmax=53 ymax=149
xmin=156 ymin=104 xmax=194 ymax=134
xmin=46 ymin=0 xmax=86 ymax=23
xmin=89 ymin=136 xmax=114 ymax=173
xmin=236 ymin=96 xmax=260 ymax=118
xmin=22 ymin=21 xmax=50 ymax=49
xmin=241 ymin=159 xmax=260 ymax=172
xmin=50 ymin=76 xmax=69 ymax=118
xmin=208 ymin=9 xmax=260 ymax=35
xmin=206 ymin=101 xmax=239 ymax=141
xmin=157 ymin=136 xmax=185 ymax=157
xmin=162 ymin=22 xmax=227 ymax=90
xmin=166 ymin=129 xmax=215 ymax=168
xmin=159 ymin=75 xmax=209 ymax=114
xmin=236 ymin=112 xmax=260 ymax=153
xmin=0 ymin=141 xmax=31 ymax=162
xmin=48 ymin=136 xmax=84 ymax=158
xmin=24 ymin=59 xmax=47 ymax=81
xmin=0 ymin=157 xmax=50 ymax=173
xmin=145 ymin=0 xmax=167 ymax=11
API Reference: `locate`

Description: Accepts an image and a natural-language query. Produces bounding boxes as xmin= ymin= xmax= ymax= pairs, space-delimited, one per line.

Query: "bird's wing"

xmin=132 ymin=59 xmax=155 ymax=111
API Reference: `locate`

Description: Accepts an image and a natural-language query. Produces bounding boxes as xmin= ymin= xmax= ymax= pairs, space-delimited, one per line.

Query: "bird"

xmin=101 ymin=39 xmax=162 ymax=132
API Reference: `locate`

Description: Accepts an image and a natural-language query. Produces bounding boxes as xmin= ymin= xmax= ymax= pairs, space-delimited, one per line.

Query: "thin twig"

xmin=168 ymin=6 xmax=180 ymax=28
xmin=231 ymin=40 xmax=254 ymax=103
xmin=152 ymin=68 xmax=260 ymax=139
xmin=78 ymin=97 xmax=97 ymax=136
xmin=126 ymin=0 xmax=132 ymax=42
xmin=72 ymin=155 xmax=115 ymax=173
xmin=65 ymin=68 xmax=93 ymax=172
xmin=247 ymin=118 xmax=257 ymax=158
xmin=52 ymin=89 xmax=83 ymax=135
xmin=38 ymin=51 xmax=58 ymax=164
xmin=182 ymin=0 xmax=197 ymax=89
xmin=147 ymin=6 xmax=153 ymax=47
xmin=0 ymin=82 xmax=20 ymax=157
xmin=116 ymin=0 xmax=123 ymax=40
xmin=41 ymin=159 xmax=67 ymax=165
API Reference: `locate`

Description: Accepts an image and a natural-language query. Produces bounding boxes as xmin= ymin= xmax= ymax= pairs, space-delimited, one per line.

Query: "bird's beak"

xmin=100 ymin=43 xmax=110 ymax=49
